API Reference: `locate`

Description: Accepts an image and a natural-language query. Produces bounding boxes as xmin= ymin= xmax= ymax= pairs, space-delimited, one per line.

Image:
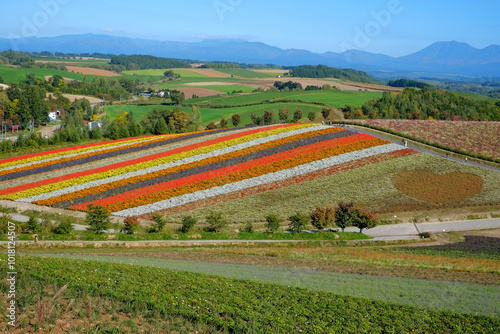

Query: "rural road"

xmin=3 ymin=212 xmax=500 ymax=243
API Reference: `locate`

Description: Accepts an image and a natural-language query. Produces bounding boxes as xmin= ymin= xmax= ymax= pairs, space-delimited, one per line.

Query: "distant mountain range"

xmin=1 ymin=34 xmax=499 ymax=79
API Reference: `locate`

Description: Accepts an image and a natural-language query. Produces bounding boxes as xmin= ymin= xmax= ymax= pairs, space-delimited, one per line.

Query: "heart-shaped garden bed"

xmin=392 ymin=170 xmax=483 ymax=205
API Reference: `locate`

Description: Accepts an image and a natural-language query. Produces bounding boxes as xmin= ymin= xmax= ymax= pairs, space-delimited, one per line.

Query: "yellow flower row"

xmin=0 ymin=134 xmax=174 ymax=170
xmin=4 ymin=124 xmax=313 ymax=200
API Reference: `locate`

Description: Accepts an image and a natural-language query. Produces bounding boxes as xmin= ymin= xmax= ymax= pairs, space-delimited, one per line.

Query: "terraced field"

xmin=1 ymin=124 xmax=498 ymax=223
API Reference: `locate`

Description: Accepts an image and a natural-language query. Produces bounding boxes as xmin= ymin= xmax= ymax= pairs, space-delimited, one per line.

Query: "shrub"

xmin=204 ymin=211 xmax=227 ymax=232
xmin=310 ymin=206 xmax=334 ymax=230
xmin=53 ymin=216 xmax=75 ymax=234
xmin=86 ymin=204 xmax=111 ymax=234
xmin=0 ymin=214 xmax=10 ymax=235
xmin=293 ymin=109 xmax=303 ymax=122
xmin=288 ymin=212 xmax=308 ymax=233
xmin=265 ymin=214 xmax=281 ymax=233
xmin=150 ymin=213 xmax=166 ymax=233
xmin=241 ymin=222 xmax=254 ymax=233
xmin=307 ymin=110 xmax=316 ymax=121
xmin=180 ymin=215 xmax=197 ymax=233
xmin=25 ymin=214 xmax=41 ymax=233
xmin=122 ymin=216 xmax=140 ymax=234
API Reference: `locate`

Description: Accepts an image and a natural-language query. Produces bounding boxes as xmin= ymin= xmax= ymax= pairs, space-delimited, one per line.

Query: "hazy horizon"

xmin=1 ymin=0 xmax=499 ymax=57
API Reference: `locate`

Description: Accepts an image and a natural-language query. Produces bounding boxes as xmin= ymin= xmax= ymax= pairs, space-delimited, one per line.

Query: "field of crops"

xmin=348 ymin=119 xmax=500 ymax=161
xmin=0 ymin=65 xmax=100 ymax=83
xmin=188 ymin=89 xmax=382 ymax=107
xmin=1 ymin=124 xmax=499 ymax=222
xmin=1 ymin=251 xmax=498 ymax=333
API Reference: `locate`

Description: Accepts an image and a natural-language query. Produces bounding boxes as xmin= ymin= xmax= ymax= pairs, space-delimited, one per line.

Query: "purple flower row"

xmin=54 ymin=129 xmax=355 ymax=208
xmin=0 ymin=128 xmax=239 ymax=182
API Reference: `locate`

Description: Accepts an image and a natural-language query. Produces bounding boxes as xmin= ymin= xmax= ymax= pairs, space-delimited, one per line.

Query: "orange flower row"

xmin=71 ymin=135 xmax=387 ymax=212
xmin=35 ymin=127 xmax=345 ymax=207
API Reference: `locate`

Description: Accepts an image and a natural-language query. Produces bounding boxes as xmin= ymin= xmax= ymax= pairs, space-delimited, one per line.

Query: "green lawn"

xmin=216 ymin=68 xmax=275 ymax=78
xmin=0 ymin=66 xmax=99 ymax=84
xmin=104 ymin=102 xmax=324 ymax=124
xmin=188 ymin=89 xmax=382 ymax=107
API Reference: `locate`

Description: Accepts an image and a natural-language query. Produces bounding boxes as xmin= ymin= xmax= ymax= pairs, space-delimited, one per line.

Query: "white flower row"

xmin=112 ymin=143 xmax=404 ymax=217
xmin=18 ymin=125 xmax=331 ymax=203
xmin=0 ymin=135 xmax=168 ymax=172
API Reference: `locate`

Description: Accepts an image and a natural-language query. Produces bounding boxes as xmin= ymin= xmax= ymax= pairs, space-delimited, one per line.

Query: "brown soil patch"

xmin=246 ymin=77 xmax=400 ymax=92
xmin=46 ymin=92 xmax=103 ymax=104
xmin=178 ymin=87 xmax=223 ymax=98
xmin=65 ymin=65 xmax=121 ymax=77
xmin=173 ymin=67 xmax=228 ymax=78
xmin=392 ymin=170 xmax=483 ymax=205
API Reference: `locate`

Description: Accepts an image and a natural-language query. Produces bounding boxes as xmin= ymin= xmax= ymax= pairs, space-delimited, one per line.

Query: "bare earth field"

xmin=46 ymin=92 xmax=104 ymax=104
xmin=184 ymin=77 xmax=402 ymax=93
xmin=65 ymin=65 xmax=121 ymax=77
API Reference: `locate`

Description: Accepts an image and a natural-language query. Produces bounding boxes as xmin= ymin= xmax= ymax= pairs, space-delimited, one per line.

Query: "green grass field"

xmin=216 ymin=68 xmax=275 ymax=78
xmin=34 ymin=57 xmax=110 ymax=66
xmin=104 ymin=102 xmax=324 ymax=124
xmin=0 ymin=65 xmax=98 ymax=84
xmin=188 ymin=89 xmax=382 ymax=107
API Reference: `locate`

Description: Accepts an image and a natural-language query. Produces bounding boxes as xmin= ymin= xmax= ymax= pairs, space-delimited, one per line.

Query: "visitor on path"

xmin=465 ymin=157 xmax=468 ymax=163
xmin=34 ymin=234 xmax=38 ymax=243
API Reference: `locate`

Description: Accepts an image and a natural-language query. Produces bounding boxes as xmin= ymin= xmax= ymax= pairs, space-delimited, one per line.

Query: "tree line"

xmin=290 ymin=65 xmax=378 ymax=84
xmin=342 ymin=87 xmax=500 ymax=121
xmin=110 ymin=55 xmax=191 ymax=70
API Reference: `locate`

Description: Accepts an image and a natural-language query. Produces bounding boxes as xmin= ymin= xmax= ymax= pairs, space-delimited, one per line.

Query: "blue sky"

xmin=1 ymin=0 xmax=499 ymax=57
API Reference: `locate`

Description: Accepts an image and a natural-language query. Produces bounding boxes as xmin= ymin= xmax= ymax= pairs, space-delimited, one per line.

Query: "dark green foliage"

xmin=278 ymin=108 xmax=289 ymax=123
xmin=288 ymin=212 xmax=308 ymax=233
xmin=180 ymin=215 xmax=197 ymax=233
xmin=25 ymin=215 xmax=40 ymax=233
xmin=387 ymin=78 xmax=431 ymax=89
xmin=261 ymin=110 xmax=275 ymax=125
xmin=343 ymin=87 xmax=500 ymax=121
xmin=170 ymin=91 xmax=185 ymax=105
xmin=151 ymin=213 xmax=166 ymax=233
xmin=321 ymin=107 xmax=331 ymax=119
xmin=110 ymin=54 xmax=190 ymax=70
xmin=219 ymin=117 xmax=227 ymax=128
xmin=241 ymin=222 xmax=254 ymax=233
xmin=231 ymin=113 xmax=241 ymax=127
xmin=86 ymin=204 xmax=111 ymax=234
xmin=204 ymin=212 xmax=227 ymax=232
xmin=53 ymin=217 xmax=75 ymax=234
xmin=334 ymin=201 xmax=355 ymax=232
xmin=274 ymin=81 xmax=303 ymax=91
xmin=307 ymin=110 xmax=316 ymax=121
xmin=310 ymin=206 xmax=334 ymax=230
xmin=290 ymin=65 xmax=378 ymax=83
xmin=121 ymin=216 xmax=140 ymax=234
xmin=293 ymin=108 xmax=303 ymax=122
xmin=265 ymin=214 xmax=281 ymax=233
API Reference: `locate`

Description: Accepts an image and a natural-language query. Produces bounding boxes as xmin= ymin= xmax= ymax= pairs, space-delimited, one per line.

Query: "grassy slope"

xmin=4 ymin=255 xmax=497 ymax=333
xmin=104 ymin=102 xmax=324 ymax=124
xmin=187 ymin=89 xmax=382 ymax=107
xmin=41 ymin=253 xmax=500 ymax=317
xmin=0 ymin=65 xmax=102 ymax=83
xmin=164 ymin=153 xmax=500 ymax=222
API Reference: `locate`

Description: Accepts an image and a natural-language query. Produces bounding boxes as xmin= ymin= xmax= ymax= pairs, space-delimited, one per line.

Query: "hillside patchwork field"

xmin=1 ymin=124 xmax=498 ymax=223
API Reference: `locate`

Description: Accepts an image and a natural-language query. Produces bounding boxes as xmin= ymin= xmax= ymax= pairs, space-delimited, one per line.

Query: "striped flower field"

xmin=0 ymin=124 xmax=420 ymax=217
